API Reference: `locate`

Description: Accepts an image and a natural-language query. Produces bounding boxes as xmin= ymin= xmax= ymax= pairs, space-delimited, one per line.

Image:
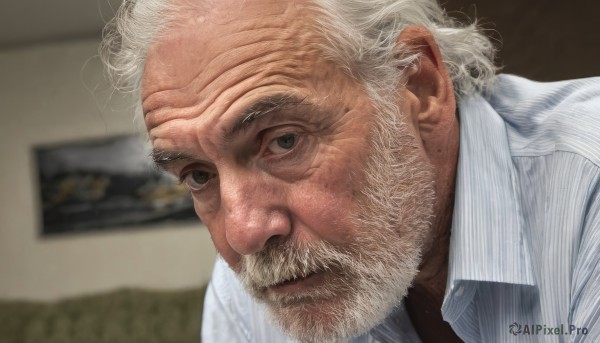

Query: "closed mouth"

xmin=271 ymin=271 xmax=318 ymax=287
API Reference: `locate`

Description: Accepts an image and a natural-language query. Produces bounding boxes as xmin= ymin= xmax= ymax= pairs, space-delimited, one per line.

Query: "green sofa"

xmin=0 ymin=286 xmax=207 ymax=343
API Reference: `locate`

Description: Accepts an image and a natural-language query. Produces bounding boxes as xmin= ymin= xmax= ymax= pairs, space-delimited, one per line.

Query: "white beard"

xmin=237 ymin=107 xmax=435 ymax=343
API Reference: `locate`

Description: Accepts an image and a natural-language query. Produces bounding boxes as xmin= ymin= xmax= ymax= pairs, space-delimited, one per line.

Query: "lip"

xmin=267 ymin=271 xmax=325 ymax=294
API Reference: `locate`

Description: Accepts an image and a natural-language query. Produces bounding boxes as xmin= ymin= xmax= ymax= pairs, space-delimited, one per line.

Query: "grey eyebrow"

xmin=151 ymin=148 xmax=197 ymax=171
xmin=225 ymin=93 xmax=311 ymax=140
xmin=151 ymin=93 xmax=314 ymax=170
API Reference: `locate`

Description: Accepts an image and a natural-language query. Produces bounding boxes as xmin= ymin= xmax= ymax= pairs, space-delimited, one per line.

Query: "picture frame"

xmin=34 ymin=134 xmax=198 ymax=235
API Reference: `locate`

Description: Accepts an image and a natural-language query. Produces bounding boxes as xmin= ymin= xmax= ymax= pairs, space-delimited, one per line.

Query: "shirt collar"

xmin=444 ymin=92 xmax=535 ymax=293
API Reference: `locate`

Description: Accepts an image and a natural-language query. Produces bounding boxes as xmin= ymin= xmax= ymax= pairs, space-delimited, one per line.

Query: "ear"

xmin=397 ymin=25 xmax=456 ymax=152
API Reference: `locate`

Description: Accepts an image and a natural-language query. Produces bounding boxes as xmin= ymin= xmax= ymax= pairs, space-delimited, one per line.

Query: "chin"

xmin=263 ymin=268 xmax=417 ymax=343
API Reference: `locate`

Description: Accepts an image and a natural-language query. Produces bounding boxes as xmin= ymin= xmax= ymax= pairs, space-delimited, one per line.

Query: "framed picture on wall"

xmin=34 ymin=134 xmax=198 ymax=236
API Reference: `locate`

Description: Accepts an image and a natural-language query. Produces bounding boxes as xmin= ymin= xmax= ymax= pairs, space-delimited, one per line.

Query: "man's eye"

xmin=183 ymin=171 xmax=214 ymax=191
xmin=267 ymin=133 xmax=298 ymax=154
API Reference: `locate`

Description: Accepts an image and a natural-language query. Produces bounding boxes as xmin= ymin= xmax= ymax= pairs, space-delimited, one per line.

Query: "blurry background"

xmin=0 ymin=1 xmax=216 ymax=301
xmin=0 ymin=0 xmax=598 ymax=342
xmin=0 ymin=1 xmax=216 ymax=342
xmin=446 ymin=0 xmax=600 ymax=81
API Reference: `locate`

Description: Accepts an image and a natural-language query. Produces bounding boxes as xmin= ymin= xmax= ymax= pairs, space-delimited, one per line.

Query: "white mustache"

xmin=238 ymin=240 xmax=353 ymax=290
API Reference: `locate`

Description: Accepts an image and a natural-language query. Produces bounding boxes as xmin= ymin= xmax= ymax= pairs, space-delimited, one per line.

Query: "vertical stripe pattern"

xmin=201 ymin=75 xmax=600 ymax=342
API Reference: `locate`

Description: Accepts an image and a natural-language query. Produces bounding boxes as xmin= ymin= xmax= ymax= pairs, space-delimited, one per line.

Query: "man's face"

xmin=142 ymin=0 xmax=434 ymax=341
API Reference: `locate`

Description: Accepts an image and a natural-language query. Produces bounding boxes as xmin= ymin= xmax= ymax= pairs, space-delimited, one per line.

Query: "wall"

xmin=444 ymin=0 xmax=600 ymax=81
xmin=0 ymin=38 xmax=216 ymax=301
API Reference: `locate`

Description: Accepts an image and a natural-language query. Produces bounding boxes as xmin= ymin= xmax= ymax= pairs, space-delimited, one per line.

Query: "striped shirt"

xmin=201 ymin=75 xmax=600 ymax=342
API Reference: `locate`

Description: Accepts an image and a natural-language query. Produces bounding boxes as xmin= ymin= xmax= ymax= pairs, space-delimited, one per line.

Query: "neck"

xmin=412 ymin=180 xmax=455 ymax=304
xmin=414 ymin=113 xmax=460 ymax=299
xmin=404 ymin=117 xmax=461 ymax=342
xmin=404 ymin=181 xmax=458 ymax=341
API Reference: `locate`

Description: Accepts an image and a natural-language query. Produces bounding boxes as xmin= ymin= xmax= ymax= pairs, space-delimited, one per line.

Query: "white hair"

xmin=100 ymin=0 xmax=169 ymax=94
xmin=311 ymin=0 xmax=497 ymax=100
xmin=100 ymin=0 xmax=497 ymax=108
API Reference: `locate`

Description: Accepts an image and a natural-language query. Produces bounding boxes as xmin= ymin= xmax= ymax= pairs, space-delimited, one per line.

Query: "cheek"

xmin=287 ymin=132 xmax=372 ymax=243
xmin=193 ymin=199 xmax=241 ymax=269
xmin=208 ymin=226 xmax=241 ymax=269
xmin=289 ymin=161 xmax=363 ymax=245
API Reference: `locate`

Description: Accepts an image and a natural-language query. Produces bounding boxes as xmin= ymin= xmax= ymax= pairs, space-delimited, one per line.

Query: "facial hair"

xmin=237 ymin=106 xmax=436 ymax=343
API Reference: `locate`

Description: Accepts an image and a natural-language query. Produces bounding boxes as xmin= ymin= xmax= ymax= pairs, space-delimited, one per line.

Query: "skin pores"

xmin=142 ymin=1 xmax=436 ymax=342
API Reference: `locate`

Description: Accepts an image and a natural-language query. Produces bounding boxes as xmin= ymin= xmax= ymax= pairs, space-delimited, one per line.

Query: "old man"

xmin=101 ymin=0 xmax=600 ymax=342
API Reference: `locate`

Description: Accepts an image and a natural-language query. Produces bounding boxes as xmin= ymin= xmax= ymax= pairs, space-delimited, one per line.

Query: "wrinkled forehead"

xmin=141 ymin=0 xmax=321 ymax=101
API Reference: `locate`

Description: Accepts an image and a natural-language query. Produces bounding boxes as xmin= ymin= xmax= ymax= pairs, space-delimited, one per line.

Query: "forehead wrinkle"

xmin=145 ymin=63 xmax=304 ymax=134
xmin=182 ymin=28 xmax=302 ymax=93
xmin=143 ymin=1 xmax=326 ymax=127
xmin=182 ymin=27 xmax=319 ymax=109
xmin=145 ymin=45 xmax=291 ymax=128
xmin=188 ymin=38 xmax=298 ymax=104
xmin=145 ymin=100 xmax=205 ymax=131
xmin=148 ymin=50 xmax=316 ymax=132
xmin=143 ymin=0 xmax=321 ymax=96
xmin=146 ymin=30 xmax=317 ymax=129
xmin=143 ymin=20 xmax=291 ymax=103
xmin=143 ymin=89 xmax=199 ymax=122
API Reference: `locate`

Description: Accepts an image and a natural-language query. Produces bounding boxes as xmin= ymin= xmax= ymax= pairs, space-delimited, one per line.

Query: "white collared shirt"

xmin=201 ymin=75 xmax=600 ymax=342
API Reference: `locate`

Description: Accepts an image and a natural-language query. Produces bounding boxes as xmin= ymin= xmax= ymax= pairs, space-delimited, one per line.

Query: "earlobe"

xmin=397 ymin=25 xmax=455 ymax=137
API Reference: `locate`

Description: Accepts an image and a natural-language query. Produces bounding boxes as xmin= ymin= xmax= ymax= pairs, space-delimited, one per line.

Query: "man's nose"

xmin=219 ymin=171 xmax=291 ymax=256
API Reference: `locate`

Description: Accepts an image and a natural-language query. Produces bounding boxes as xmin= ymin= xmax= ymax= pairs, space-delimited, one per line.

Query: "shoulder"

xmin=202 ymin=257 xmax=253 ymax=342
xmin=202 ymin=257 xmax=297 ymax=343
xmin=486 ymin=74 xmax=600 ymax=166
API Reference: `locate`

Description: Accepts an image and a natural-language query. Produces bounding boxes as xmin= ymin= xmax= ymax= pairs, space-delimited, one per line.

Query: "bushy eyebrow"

xmin=224 ymin=92 xmax=312 ymax=140
xmin=151 ymin=149 xmax=196 ymax=171
xmin=151 ymin=92 xmax=316 ymax=171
